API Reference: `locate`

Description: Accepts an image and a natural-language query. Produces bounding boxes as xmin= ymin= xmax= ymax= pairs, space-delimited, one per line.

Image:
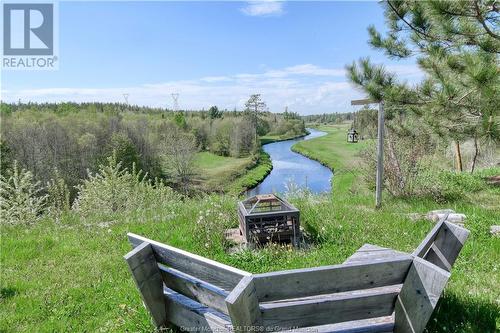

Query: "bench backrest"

xmin=226 ymin=256 xmax=413 ymax=330
xmin=125 ymin=233 xmax=250 ymax=325
xmin=125 ymin=219 xmax=469 ymax=333
xmin=394 ymin=220 xmax=470 ymax=333
xmin=413 ymin=219 xmax=470 ymax=272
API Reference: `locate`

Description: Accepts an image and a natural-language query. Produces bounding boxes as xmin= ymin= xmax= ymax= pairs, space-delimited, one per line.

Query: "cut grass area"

xmin=193 ymin=152 xmax=254 ymax=192
xmin=226 ymin=150 xmax=272 ymax=194
xmin=292 ymin=123 xmax=367 ymax=171
xmin=192 ymin=150 xmax=272 ymax=195
xmin=193 ymin=131 xmax=307 ymax=193
xmin=1 ymin=125 xmax=499 ymax=332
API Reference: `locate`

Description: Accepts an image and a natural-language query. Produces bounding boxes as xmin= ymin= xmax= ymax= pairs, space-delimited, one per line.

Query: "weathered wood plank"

xmin=159 ymin=264 xmax=229 ymax=315
xmin=164 ymin=287 xmax=232 ymax=333
xmin=286 ymin=316 xmax=394 ymax=333
xmin=226 ymin=275 xmax=263 ymax=330
xmin=253 ymin=256 xmax=412 ymax=302
xmin=260 ymin=285 xmax=401 ymax=329
xmin=431 ymin=221 xmax=469 ymax=270
xmin=344 ymin=244 xmax=408 ymax=265
xmin=128 ymin=233 xmax=250 ymax=290
xmin=413 ymin=219 xmax=446 ymax=259
xmin=124 ymin=242 xmax=166 ymax=327
xmin=414 ymin=221 xmax=469 ymax=272
xmin=394 ymin=257 xmax=451 ymax=333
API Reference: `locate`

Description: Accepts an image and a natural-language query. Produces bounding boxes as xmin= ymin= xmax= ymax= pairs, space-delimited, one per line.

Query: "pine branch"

xmin=473 ymin=0 xmax=500 ymax=40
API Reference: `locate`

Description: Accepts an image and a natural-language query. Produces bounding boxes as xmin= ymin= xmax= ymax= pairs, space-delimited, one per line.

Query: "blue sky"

xmin=1 ymin=1 xmax=422 ymax=114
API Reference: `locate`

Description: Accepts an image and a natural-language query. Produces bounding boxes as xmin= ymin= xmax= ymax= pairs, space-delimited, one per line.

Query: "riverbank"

xmin=194 ymin=130 xmax=308 ymax=194
xmin=291 ymin=123 xmax=367 ymax=192
xmin=259 ymin=130 xmax=310 ymax=145
xmin=231 ymin=130 xmax=310 ymax=194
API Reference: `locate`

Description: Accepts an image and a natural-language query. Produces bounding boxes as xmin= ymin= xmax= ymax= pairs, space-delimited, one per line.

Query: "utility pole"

xmin=171 ymin=93 xmax=179 ymax=112
xmin=351 ymin=98 xmax=384 ymax=208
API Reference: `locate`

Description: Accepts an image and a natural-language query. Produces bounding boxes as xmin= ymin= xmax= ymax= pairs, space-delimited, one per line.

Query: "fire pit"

xmin=238 ymin=194 xmax=300 ymax=246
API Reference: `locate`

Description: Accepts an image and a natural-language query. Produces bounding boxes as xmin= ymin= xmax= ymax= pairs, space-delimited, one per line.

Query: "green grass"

xmin=192 ymin=130 xmax=307 ymax=193
xmin=193 ymin=152 xmax=254 ymax=192
xmin=291 ymin=123 xmax=500 ymax=332
xmin=1 ymin=125 xmax=499 ymax=332
xmin=226 ymin=150 xmax=273 ymax=194
xmin=292 ymin=124 xmax=367 ymax=171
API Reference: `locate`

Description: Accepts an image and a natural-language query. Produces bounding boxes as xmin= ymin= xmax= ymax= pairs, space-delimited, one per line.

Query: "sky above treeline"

xmin=1 ymin=1 xmax=423 ymax=115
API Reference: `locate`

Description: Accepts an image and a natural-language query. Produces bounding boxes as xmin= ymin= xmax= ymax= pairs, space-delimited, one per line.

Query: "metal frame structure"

xmin=238 ymin=194 xmax=300 ymax=246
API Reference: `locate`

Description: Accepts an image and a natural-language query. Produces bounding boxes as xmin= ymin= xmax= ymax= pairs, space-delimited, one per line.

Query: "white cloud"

xmin=240 ymin=1 xmax=284 ymax=17
xmin=199 ymin=76 xmax=232 ymax=83
xmin=284 ymin=64 xmax=345 ymax=76
xmin=4 ymin=63 xmax=426 ymax=115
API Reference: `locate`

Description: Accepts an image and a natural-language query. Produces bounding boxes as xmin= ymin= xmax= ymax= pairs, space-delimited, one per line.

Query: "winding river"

xmin=247 ymin=128 xmax=333 ymax=196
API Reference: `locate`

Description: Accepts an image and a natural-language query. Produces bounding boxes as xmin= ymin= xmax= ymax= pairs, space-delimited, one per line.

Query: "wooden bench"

xmin=124 ymin=219 xmax=469 ymax=332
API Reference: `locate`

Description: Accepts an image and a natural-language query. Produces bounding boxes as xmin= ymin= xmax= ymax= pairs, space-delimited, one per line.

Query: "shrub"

xmin=46 ymin=170 xmax=71 ymax=218
xmin=413 ymin=169 xmax=485 ymax=202
xmin=0 ymin=161 xmax=47 ymax=225
xmin=73 ymin=155 xmax=181 ymax=219
xmin=105 ymin=132 xmax=141 ymax=172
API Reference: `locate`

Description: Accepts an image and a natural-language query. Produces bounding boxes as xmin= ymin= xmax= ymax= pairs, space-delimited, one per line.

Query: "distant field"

xmin=293 ymin=123 xmax=367 ymax=169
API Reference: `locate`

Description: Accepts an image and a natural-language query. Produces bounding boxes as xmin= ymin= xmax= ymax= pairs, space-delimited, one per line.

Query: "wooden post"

xmin=351 ymin=98 xmax=383 ymax=208
xmin=226 ymin=275 xmax=262 ymax=331
xmin=454 ymin=140 xmax=463 ymax=172
xmin=375 ymin=101 xmax=384 ymax=208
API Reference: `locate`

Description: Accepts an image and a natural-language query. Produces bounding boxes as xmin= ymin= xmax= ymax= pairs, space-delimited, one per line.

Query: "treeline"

xmin=302 ymin=112 xmax=355 ymax=124
xmin=0 ymin=95 xmax=305 ymax=197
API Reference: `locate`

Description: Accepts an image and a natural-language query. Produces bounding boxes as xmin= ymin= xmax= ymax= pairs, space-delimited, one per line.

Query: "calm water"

xmin=247 ymin=128 xmax=333 ymax=196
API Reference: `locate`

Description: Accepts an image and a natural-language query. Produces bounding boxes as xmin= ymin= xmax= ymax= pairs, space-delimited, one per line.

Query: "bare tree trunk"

xmin=470 ymin=135 xmax=479 ymax=174
xmin=454 ymin=140 xmax=463 ymax=172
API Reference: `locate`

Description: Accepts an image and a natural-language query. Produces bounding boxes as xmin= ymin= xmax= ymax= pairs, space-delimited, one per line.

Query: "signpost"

xmin=351 ymin=98 xmax=384 ymax=208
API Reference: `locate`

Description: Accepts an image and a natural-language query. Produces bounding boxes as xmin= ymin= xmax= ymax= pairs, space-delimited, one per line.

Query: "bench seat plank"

xmin=285 ymin=316 xmax=394 ymax=333
xmin=159 ymin=264 xmax=230 ymax=315
xmin=260 ymin=285 xmax=401 ymax=329
xmin=164 ymin=287 xmax=231 ymax=332
xmin=253 ymin=257 xmax=412 ymax=302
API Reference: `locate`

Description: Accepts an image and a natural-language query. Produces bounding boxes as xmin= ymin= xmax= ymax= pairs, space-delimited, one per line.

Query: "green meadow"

xmin=1 ymin=124 xmax=499 ymax=333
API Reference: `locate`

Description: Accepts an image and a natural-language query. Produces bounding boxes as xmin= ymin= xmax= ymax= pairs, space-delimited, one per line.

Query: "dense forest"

xmin=0 ymin=95 xmax=306 ymax=200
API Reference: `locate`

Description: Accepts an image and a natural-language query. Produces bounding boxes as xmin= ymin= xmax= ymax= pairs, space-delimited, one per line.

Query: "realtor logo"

xmin=2 ymin=2 xmax=58 ymax=70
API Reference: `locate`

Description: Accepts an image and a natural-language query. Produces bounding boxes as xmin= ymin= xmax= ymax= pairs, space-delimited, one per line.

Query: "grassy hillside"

xmin=1 ymin=125 xmax=499 ymax=332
